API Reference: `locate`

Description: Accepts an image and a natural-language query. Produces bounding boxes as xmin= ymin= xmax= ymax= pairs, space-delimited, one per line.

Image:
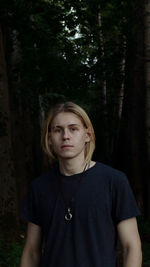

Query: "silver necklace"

xmin=57 ymin=163 xmax=89 ymax=221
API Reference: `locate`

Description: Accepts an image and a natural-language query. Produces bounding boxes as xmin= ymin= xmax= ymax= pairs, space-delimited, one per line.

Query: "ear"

xmin=85 ymin=129 xmax=91 ymax=143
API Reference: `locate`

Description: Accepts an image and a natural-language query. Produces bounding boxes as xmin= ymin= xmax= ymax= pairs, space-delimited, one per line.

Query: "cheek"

xmin=48 ymin=135 xmax=58 ymax=147
xmin=77 ymin=133 xmax=88 ymax=144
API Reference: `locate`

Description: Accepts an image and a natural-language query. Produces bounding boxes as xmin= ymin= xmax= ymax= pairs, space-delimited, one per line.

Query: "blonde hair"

xmin=41 ymin=102 xmax=95 ymax=165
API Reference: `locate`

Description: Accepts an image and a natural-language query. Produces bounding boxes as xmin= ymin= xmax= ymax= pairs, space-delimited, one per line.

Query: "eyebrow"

xmin=52 ymin=124 xmax=80 ymax=129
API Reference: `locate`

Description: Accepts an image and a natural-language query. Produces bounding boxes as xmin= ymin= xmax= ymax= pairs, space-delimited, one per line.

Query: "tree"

xmin=1 ymin=0 xmax=150 ymax=232
xmin=116 ymin=0 xmax=150 ymax=218
xmin=0 ymin=25 xmax=18 ymax=234
xmin=144 ymin=0 xmax=150 ymax=219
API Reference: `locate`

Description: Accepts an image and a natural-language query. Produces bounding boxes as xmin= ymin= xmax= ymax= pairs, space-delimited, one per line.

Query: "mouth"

xmin=61 ymin=145 xmax=73 ymax=149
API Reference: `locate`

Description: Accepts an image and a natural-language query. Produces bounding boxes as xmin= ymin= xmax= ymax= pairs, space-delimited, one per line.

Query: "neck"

xmin=58 ymin=157 xmax=89 ymax=176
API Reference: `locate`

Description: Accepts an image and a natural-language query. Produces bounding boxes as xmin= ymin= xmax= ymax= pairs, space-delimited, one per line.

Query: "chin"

xmin=59 ymin=153 xmax=77 ymax=159
xmin=61 ymin=155 xmax=75 ymax=159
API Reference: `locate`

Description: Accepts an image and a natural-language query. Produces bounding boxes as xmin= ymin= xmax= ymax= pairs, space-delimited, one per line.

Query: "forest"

xmin=0 ymin=0 xmax=150 ymax=265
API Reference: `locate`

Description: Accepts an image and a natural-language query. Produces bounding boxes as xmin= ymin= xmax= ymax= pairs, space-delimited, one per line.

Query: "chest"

xmin=38 ymin=176 xmax=113 ymax=230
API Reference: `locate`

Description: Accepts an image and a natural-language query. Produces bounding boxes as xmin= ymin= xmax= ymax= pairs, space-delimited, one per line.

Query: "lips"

xmin=61 ymin=145 xmax=73 ymax=148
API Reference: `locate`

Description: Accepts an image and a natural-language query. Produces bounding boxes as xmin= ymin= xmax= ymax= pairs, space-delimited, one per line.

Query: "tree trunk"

xmin=0 ymin=25 xmax=18 ymax=234
xmin=96 ymin=6 xmax=110 ymax=162
xmin=110 ymin=50 xmax=126 ymax=162
xmin=9 ymin=30 xmax=39 ymax=206
xmin=116 ymin=0 xmax=146 ymax=214
xmin=97 ymin=5 xmax=107 ymax=107
xmin=144 ymin=0 xmax=150 ymax=219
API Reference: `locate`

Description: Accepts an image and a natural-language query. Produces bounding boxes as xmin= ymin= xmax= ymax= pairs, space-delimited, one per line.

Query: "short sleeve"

xmin=19 ymin=183 xmax=42 ymax=226
xmin=112 ymin=173 xmax=141 ymax=224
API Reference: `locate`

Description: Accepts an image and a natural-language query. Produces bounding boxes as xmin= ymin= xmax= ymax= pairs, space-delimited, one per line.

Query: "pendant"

xmin=65 ymin=207 xmax=72 ymax=221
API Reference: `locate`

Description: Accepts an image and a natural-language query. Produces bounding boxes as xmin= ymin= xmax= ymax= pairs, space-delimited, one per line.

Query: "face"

xmin=48 ymin=112 xmax=91 ymax=161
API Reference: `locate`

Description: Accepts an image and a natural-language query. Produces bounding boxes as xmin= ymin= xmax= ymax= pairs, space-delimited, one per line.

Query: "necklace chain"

xmin=57 ymin=163 xmax=89 ymax=221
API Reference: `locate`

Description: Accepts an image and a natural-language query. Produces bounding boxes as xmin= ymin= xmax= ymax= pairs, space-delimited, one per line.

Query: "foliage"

xmin=142 ymin=243 xmax=150 ymax=266
xmin=1 ymin=0 xmax=128 ymax=104
xmin=0 ymin=0 xmax=133 ymax=165
xmin=138 ymin=217 xmax=150 ymax=236
xmin=0 ymin=238 xmax=24 ymax=267
xmin=138 ymin=217 xmax=150 ymax=266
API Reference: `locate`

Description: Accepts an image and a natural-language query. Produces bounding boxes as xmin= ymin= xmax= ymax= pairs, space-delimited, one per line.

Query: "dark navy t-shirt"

xmin=20 ymin=162 xmax=140 ymax=267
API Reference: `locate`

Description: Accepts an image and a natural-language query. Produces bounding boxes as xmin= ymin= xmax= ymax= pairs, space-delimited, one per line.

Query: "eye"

xmin=70 ymin=127 xmax=78 ymax=131
xmin=54 ymin=128 xmax=61 ymax=133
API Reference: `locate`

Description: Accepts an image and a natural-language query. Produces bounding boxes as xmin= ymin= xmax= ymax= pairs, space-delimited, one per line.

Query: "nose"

xmin=63 ymin=128 xmax=70 ymax=140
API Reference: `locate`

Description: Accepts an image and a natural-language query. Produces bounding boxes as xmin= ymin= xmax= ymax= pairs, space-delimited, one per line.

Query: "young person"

xmin=20 ymin=102 xmax=142 ymax=267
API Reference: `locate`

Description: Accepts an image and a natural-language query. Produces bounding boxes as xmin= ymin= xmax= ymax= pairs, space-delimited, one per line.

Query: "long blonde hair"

xmin=41 ymin=102 xmax=95 ymax=164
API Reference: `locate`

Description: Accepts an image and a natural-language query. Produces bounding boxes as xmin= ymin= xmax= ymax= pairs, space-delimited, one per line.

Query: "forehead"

xmin=51 ymin=112 xmax=83 ymax=126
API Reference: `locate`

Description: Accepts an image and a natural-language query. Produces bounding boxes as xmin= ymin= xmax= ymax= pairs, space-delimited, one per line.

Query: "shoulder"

xmin=94 ymin=162 xmax=126 ymax=180
xmin=30 ymin=167 xmax=57 ymax=190
xmin=92 ymin=162 xmax=130 ymax=188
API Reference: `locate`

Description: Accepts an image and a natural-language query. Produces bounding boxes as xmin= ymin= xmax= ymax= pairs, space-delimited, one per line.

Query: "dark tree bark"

xmin=0 ymin=25 xmax=18 ymax=234
xmin=116 ymin=0 xmax=148 ymax=217
xmin=144 ymin=0 xmax=150 ymax=219
xmin=9 ymin=30 xmax=42 ymax=207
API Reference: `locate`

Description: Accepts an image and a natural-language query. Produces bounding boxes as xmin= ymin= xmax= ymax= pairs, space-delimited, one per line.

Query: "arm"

xmin=117 ymin=217 xmax=142 ymax=267
xmin=20 ymin=222 xmax=43 ymax=267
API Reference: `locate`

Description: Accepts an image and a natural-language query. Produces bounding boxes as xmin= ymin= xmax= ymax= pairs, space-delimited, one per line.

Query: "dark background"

xmin=0 ymin=0 xmax=150 ymax=265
